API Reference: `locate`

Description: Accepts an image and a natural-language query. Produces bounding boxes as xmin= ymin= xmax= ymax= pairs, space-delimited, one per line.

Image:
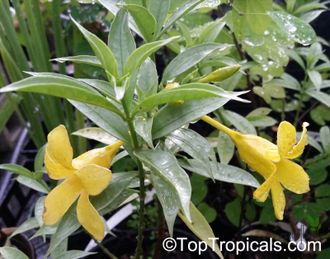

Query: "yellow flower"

xmin=43 ymin=125 xmax=123 ymax=241
xmin=201 ymin=116 xmax=310 ymax=220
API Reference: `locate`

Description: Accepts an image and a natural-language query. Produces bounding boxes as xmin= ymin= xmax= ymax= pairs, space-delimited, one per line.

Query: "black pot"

xmin=0 ymin=227 xmax=36 ymax=259
xmin=87 ymin=227 xmax=219 ymax=259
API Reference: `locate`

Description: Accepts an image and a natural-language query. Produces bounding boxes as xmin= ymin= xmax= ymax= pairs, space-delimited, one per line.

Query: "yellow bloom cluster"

xmin=202 ymin=116 xmax=310 ymax=220
xmin=43 ymin=125 xmax=123 ymax=240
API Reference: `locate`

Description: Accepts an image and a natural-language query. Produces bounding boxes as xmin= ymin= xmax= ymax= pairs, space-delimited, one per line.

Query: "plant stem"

xmin=122 ymin=102 xmax=146 ymax=259
xmin=93 ymin=238 xmax=118 ymax=259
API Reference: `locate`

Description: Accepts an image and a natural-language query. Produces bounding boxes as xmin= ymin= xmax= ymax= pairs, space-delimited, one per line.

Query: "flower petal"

xmin=77 ymin=191 xmax=105 ymax=241
xmin=276 ymin=159 xmax=310 ymax=194
xmin=270 ymin=181 xmax=285 ymax=220
xmin=72 ymin=141 xmax=123 ymax=169
xmin=286 ymin=122 xmax=309 ymax=159
xmin=43 ymin=175 xmax=81 ymax=225
xmin=75 ymin=165 xmax=112 ymax=196
xmin=45 ymin=125 xmax=74 ymax=179
xmin=253 ymin=174 xmax=275 ymax=202
xmin=234 ymin=134 xmax=277 ymax=178
xmin=45 ymin=152 xmax=75 ymax=180
xmin=277 ymin=121 xmax=296 ymax=158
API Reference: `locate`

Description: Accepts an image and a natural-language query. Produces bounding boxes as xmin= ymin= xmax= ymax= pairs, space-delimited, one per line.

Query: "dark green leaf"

xmin=224 ymin=197 xmax=241 ymax=227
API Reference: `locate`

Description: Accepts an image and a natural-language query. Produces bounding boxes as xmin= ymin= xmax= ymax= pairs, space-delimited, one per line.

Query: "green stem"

xmin=93 ymin=238 xmax=118 ymax=259
xmin=121 ymin=102 xmax=146 ymax=259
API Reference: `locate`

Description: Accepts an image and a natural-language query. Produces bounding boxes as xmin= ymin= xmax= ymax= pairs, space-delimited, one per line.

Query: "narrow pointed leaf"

xmin=179 ymin=203 xmax=223 ymax=259
xmin=124 ymin=36 xmax=179 ymax=75
xmin=0 ymin=75 xmax=123 ymax=115
xmin=150 ymin=173 xmax=180 ymax=236
xmin=71 ymin=17 xmax=118 ymax=78
xmin=53 ymin=55 xmax=101 ymax=67
xmin=108 ymin=9 xmax=136 ymax=75
xmin=162 ymin=43 xmax=232 ymax=83
xmin=180 ymin=159 xmax=260 ymax=188
xmin=152 ymin=97 xmax=231 ymax=139
xmin=135 ymin=149 xmax=192 ymax=221
xmin=124 ymin=4 xmax=157 ymax=42
xmin=70 ymin=101 xmax=129 ymax=142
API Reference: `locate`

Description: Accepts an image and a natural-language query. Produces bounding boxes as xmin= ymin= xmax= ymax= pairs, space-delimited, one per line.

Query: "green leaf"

xmin=124 ymin=4 xmax=157 ymax=42
xmin=160 ymin=0 xmax=204 ymax=35
xmin=52 ymin=250 xmax=95 ymax=259
xmin=308 ymin=70 xmax=322 ymax=89
xmin=315 ymin=184 xmax=330 ymax=198
xmin=151 ymin=173 xmax=180 ymax=236
xmin=134 ymin=83 xmax=247 ymax=114
xmin=162 ymin=43 xmax=232 ymax=83
xmin=198 ymin=202 xmax=217 ymax=223
xmin=0 ymin=164 xmax=33 ymax=177
xmin=53 ymin=55 xmax=101 ymax=67
xmin=108 ymin=9 xmax=136 ymax=75
xmin=70 ymin=101 xmax=129 ymax=142
xmin=72 ymin=127 xmax=118 ymax=145
xmin=134 ymin=116 xmax=154 ymax=147
xmin=248 ymin=116 xmax=277 ymax=128
xmin=152 ymin=97 xmax=230 ymax=139
xmin=92 ymin=172 xmax=137 ymax=213
xmin=0 ymin=94 xmax=21 ymax=132
xmin=320 ymin=126 xmax=330 ymax=153
xmin=0 ymin=75 xmax=123 ymax=116
xmin=98 ymin=0 xmax=141 ymax=36
xmin=34 ymin=145 xmax=45 ymax=172
xmin=166 ymin=128 xmax=215 ymax=177
xmin=135 ymin=149 xmax=192 ymax=221
xmin=307 ymin=89 xmax=330 ymax=108
xmin=136 ymin=59 xmax=158 ymax=99
xmin=124 ymin=36 xmax=179 ymax=75
xmin=270 ymin=11 xmax=317 ymax=45
xmin=217 ymin=131 xmax=235 ymax=164
xmin=180 ymin=159 xmax=260 ymax=188
xmin=233 ymin=0 xmax=272 ymax=35
xmin=79 ymin=79 xmax=115 ymax=98
xmin=71 ymin=17 xmax=118 ymax=78
xmin=10 ymin=218 xmax=39 ymax=237
xmin=317 ymin=247 xmax=330 ymax=259
xmin=0 ymin=247 xmax=29 ymax=259
xmin=246 ymin=107 xmax=272 ymax=118
xmin=16 ymin=176 xmax=49 ymax=193
xmin=224 ymin=197 xmax=241 ymax=227
xmin=221 ymin=110 xmax=256 ymax=134
xmin=179 ymin=202 xmax=223 ymax=259
xmin=198 ymin=19 xmax=226 ymax=44
xmin=148 ymin=0 xmax=170 ymax=34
